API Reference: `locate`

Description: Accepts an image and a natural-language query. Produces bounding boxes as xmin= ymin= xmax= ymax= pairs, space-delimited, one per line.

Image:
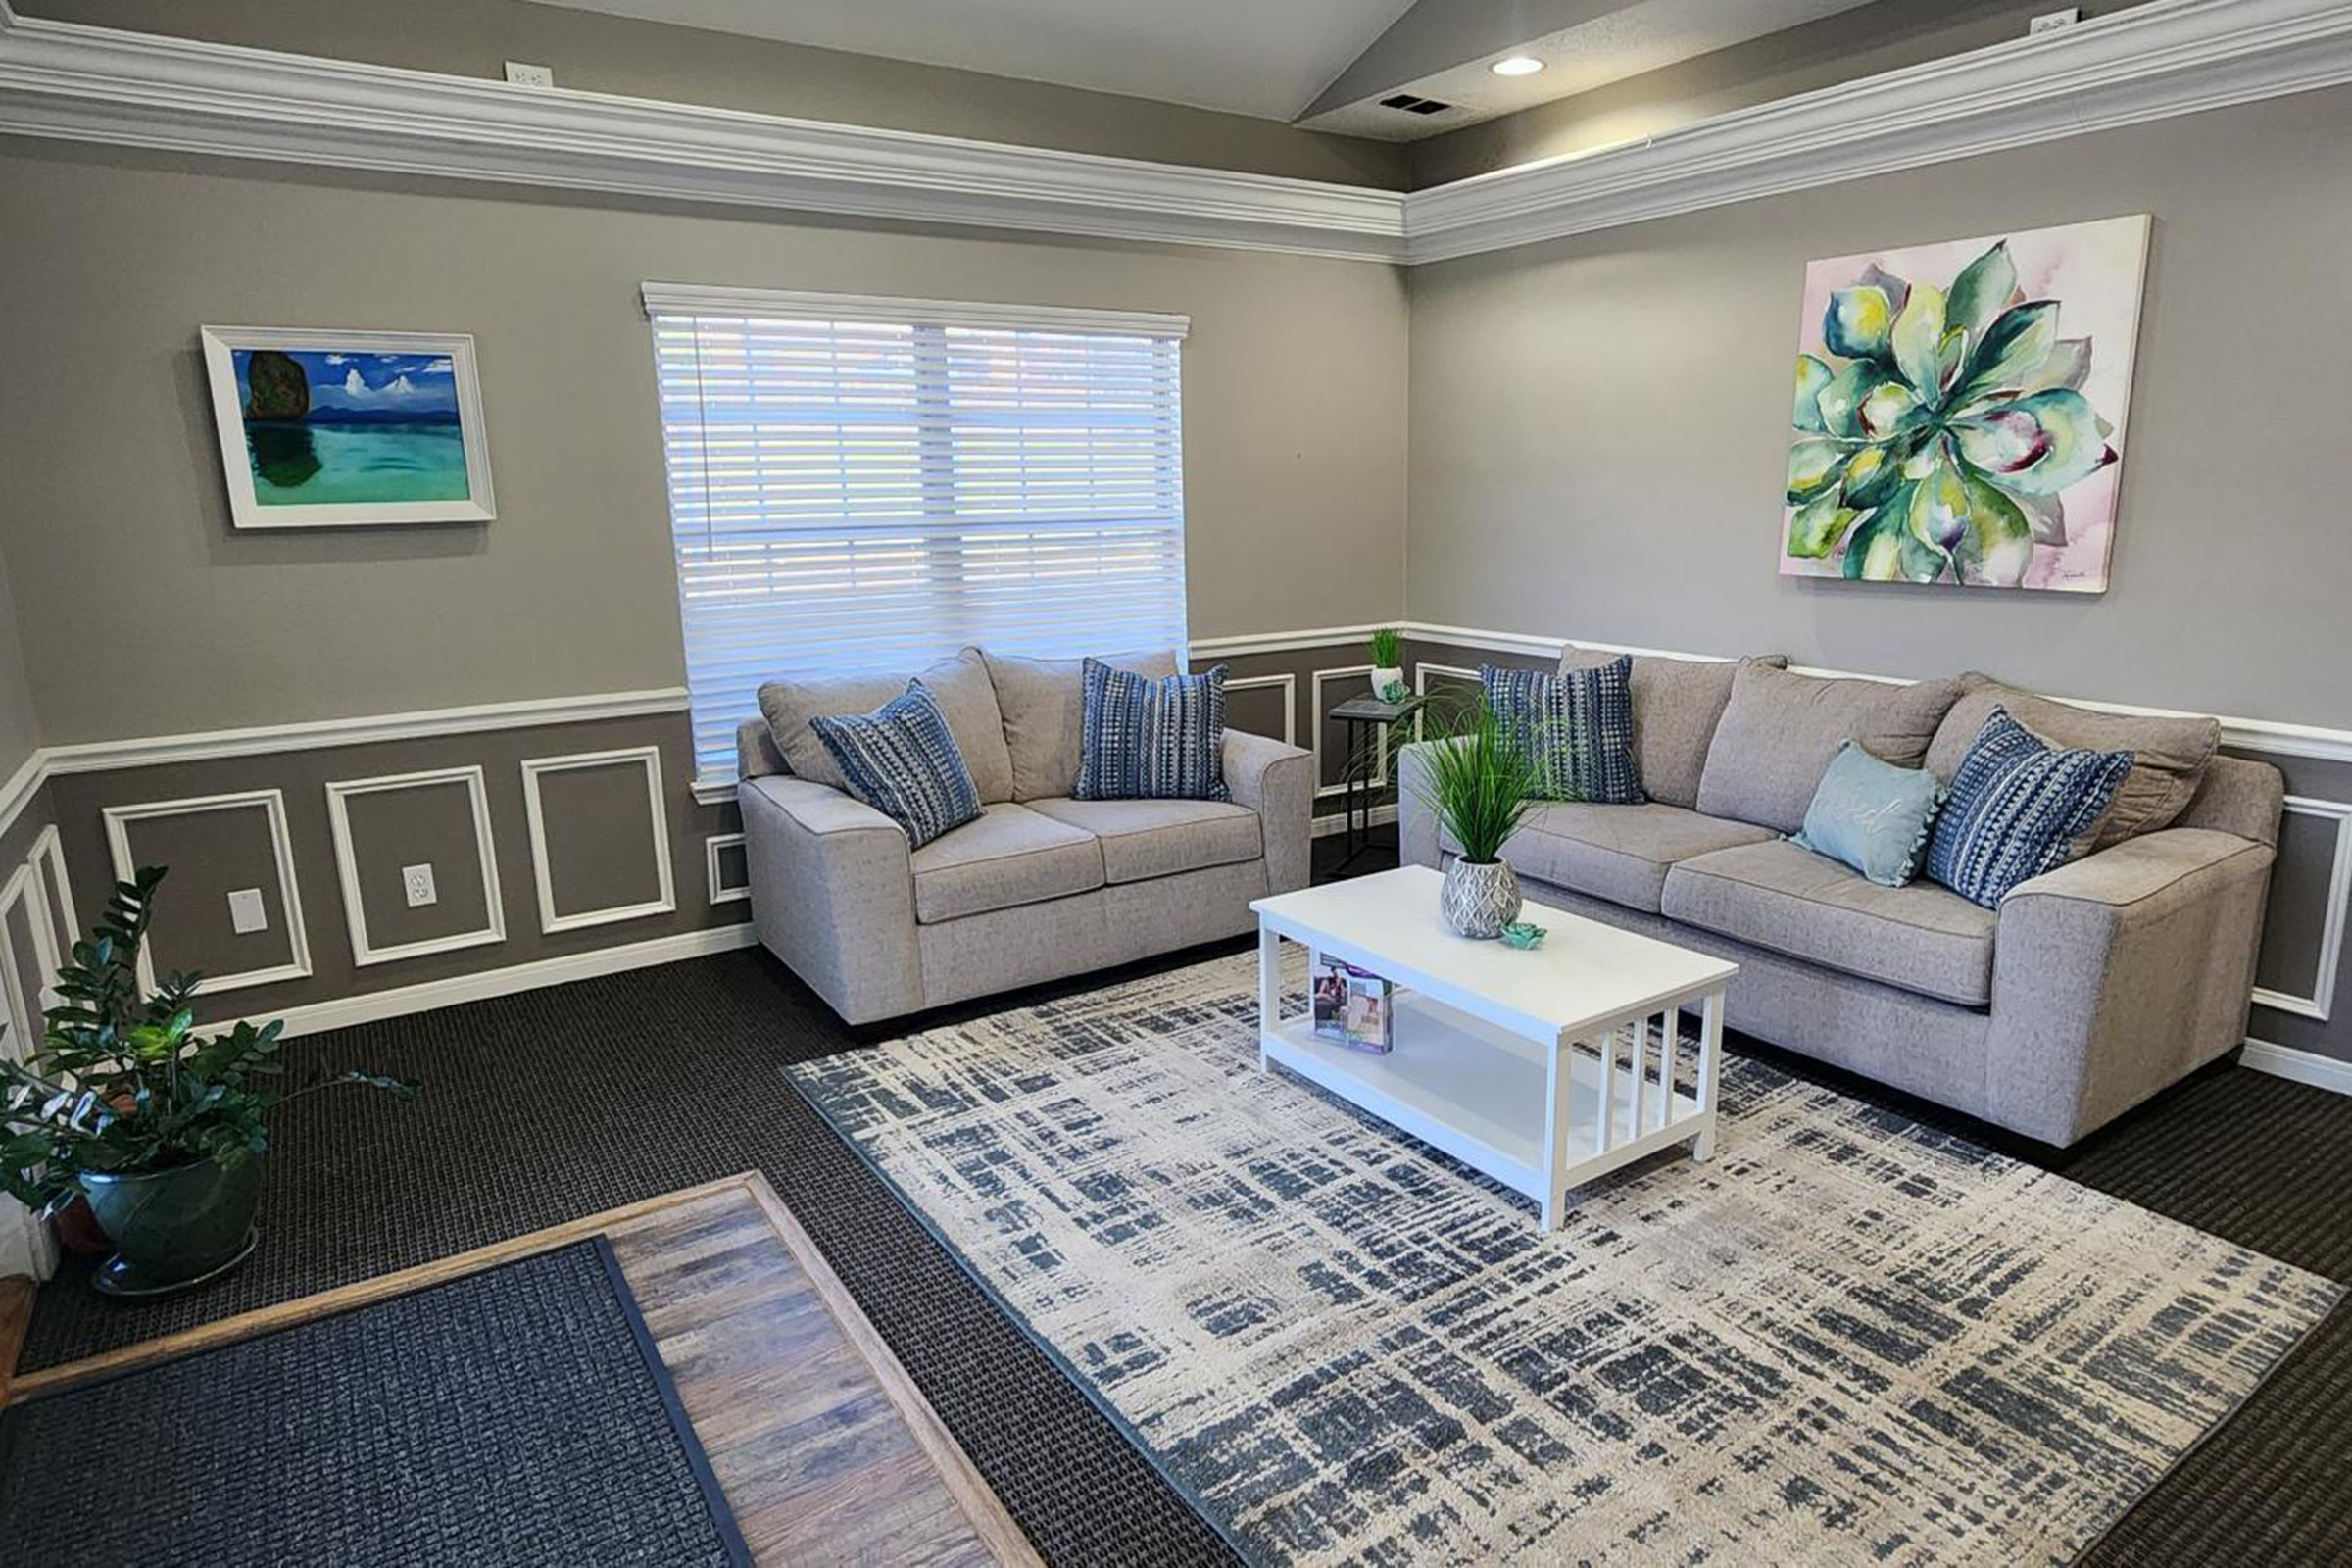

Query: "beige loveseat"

xmin=1399 ymin=655 xmax=2282 ymax=1148
xmin=738 ymin=647 xmax=1313 ymax=1024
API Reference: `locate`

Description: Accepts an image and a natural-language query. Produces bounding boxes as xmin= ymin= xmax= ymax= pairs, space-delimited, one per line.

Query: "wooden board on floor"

xmin=5 ymin=1173 xmax=1040 ymax=1568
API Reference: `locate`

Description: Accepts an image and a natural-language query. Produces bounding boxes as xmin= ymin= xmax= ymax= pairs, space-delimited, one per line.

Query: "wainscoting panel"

xmin=706 ymin=832 xmax=751 ymax=906
xmin=1310 ymin=665 xmax=1378 ymax=799
xmin=521 ymin=747 xmax=677 ymax=934
xmin=325 ymin=766 xmax=505 ymax=967
xmin=1224 ymin=673 xmax=1296 ymax=748
xmin=101 ymin=789 xmax=312 ymax=996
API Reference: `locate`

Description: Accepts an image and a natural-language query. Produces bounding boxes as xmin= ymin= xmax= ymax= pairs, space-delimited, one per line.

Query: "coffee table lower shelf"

xmin=1259 ymin=988 xmax=1719 ymax=1231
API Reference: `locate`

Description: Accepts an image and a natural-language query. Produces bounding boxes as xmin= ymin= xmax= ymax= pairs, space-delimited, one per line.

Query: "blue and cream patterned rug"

xmin=789 ymin=952 xmax=2341 ymax=1566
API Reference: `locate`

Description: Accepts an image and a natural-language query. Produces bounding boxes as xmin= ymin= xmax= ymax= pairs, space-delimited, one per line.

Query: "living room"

xmin=1 ymin=0 xmax=2347 ymax=1561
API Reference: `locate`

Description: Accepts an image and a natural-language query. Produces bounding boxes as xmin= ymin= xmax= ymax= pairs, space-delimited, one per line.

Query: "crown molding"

xmin=7 ymin=2 xmax=2352 ymax=266
xmin=0 ymin=4 xmax=1409 ymax=263
xmin=1404 ymin=0 xmax=2352 ymax=263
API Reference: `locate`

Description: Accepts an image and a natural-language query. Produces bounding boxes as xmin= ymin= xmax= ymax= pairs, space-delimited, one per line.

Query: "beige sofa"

xmin=1399 ymin=655 xmax=2282 ymax=1148
xmin=738 ymin=647 xmax=1313 ymax=1024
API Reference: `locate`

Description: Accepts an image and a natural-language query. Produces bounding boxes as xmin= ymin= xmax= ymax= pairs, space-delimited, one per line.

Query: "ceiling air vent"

xmin=1378 ymin=93 xmax=1453 ymax=115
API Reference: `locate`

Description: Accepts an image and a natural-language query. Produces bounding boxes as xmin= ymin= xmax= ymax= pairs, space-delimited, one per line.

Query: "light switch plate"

xmin=504 ymin=60 xmax=555 ymax=88
xmin=227 ymin=887 xmax=268 ymax=934
xmin=2030 ymin=8 xmax=2081 ymax=33
xmin=403 ymin=863 xmax=438 ymax=908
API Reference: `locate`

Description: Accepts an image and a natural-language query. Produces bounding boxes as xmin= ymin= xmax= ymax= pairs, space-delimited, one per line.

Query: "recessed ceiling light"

xmin=1491 ymin=56 xmax=1545 ymax=77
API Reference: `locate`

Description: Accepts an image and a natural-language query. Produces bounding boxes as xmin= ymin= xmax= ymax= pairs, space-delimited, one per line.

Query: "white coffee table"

xmin=1251 ymin=865 xmax=1739 ymax=1231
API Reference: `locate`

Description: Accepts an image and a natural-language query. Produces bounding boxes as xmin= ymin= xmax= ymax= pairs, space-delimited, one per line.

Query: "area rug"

xmin=790 ymin=951 xmax=2342 ymax=1566
xmin=0 ymin=1240 xmax=750 ymax=1568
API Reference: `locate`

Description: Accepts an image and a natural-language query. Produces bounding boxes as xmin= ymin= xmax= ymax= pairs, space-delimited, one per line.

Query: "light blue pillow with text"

xmin=1789 ymin=740 xmax=1946 ymax=888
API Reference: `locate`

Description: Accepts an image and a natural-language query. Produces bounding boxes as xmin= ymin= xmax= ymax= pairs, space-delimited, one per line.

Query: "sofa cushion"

xmin=1560 ymin=650 xmax=1789 ymax=809
xmin=760 ymin=648 xmax=1016 ymax=805
xmin=1662 ymin=840 xmax=1998 ymax=1006
xmin=1027 ymin=797 xmax=1262 ymax=884
xmin=907 ymin=803 xmax=1103 ymax=924
xmin=1927 ymin=674 xmax=2219 ymax=850
xmin=1497 ymin=803 xmax=1776 ymax=914
xmin=983 ymin=648 xmax=1181 ymax=803
xmin=1695 ymin=663 xmax=1964 ymax=835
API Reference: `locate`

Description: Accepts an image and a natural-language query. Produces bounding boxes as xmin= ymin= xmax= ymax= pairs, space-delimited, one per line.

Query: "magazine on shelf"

xmin=1312 ymin=953 xmax=1396 ymax=1054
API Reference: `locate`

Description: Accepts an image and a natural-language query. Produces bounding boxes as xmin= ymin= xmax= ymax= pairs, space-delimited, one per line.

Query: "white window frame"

xmin=642 ymin=283 xmax=1193 ymax=792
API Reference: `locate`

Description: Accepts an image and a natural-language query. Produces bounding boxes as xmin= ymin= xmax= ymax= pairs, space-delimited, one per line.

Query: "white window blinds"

xmin=643 ymin=284 xmax=1191 ymax=782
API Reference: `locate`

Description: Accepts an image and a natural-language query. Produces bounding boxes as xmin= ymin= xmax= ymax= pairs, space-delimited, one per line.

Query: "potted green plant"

xmin=1367 ymin=627 xmax=1406 ymax=704
xmin=1 ymin=867 xmax=418 ymax=1298
xmin=1410 ymin=698 xmax=1541 ymax=938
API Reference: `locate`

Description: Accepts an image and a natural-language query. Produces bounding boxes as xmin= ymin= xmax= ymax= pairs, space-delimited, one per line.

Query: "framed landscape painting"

xmin=1783 ymin=214 xmax=2149 ymax=592
xmin=200 ymin=326 xmax=496 ymax=528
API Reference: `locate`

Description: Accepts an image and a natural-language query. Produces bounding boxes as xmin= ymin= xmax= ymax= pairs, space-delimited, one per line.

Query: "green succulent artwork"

xmin=1784 ymin=218 xmax=2148 ymax=591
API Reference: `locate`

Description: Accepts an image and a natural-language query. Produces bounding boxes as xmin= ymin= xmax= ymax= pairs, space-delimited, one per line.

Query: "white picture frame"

xmin=199 ymin=325 xmax=496 ymax=528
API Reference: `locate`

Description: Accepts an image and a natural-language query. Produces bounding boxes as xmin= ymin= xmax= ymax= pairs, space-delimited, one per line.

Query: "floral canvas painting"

xmin=1783 ymin=215 xmax=2149 ymax=591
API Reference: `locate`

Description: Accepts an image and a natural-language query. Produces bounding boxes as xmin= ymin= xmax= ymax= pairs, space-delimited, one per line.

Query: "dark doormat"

xmin=0 ymin=1239 xmax=749 ymax=1568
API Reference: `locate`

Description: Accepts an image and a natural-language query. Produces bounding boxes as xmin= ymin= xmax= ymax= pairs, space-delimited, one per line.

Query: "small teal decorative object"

xmin=1500 ymin=921 xmax=1547 ymax=950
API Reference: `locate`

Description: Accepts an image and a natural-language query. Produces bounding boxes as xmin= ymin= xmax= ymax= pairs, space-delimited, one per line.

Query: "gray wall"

xmin=1407 ymin=0 xmax=2162 ymax=187
xmin=0 ymin=147 xmax=1409 ymax=744
xmin=28 ymin=0 xmax=1407 ymax=188
xmin=1406 ymin=85 xmax=2352 ymax=729
xmin=0 ymin=549 xmax=37 ymax=781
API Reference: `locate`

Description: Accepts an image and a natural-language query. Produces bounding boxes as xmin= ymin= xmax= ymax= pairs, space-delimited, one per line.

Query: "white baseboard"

xmin=2239 ymin=1037 xmax=2352 ymax=1096
xmin=250 ymin=921 xmax=759 ymax=1040
xmin=1312 ymin=803 xmax=1398 ymax=840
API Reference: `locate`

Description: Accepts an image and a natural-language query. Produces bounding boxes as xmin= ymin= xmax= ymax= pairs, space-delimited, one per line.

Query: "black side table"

xmin=1328 ymin=694 xmax=1415 ymax=875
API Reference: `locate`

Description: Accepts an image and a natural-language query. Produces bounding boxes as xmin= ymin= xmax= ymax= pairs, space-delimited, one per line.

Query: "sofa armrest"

xmin=1984 ymin=827 xmax=2275 ymax=1145
xmin=1225 ymin=729 xmax=1313 ymax=895
xmin=1396 ymin=738 xmax=1469 ymax=870
xmin=737 ymin=775 xmax=923 ymax=1024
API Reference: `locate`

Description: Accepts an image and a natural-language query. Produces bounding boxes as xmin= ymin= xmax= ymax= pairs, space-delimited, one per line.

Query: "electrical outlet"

xmin=227 ymin=887 xmax=268 ymax=935
xmin=2030 ymin=8 xmax=2081 ymax=34
xmin=402 ymin=863 xmax=438 ymax=908
xmin=504 ymin=60 xmax=555 ymax=88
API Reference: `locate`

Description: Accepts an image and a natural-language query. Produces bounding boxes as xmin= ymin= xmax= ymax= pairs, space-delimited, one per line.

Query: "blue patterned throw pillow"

xmin=807 ymin=679 xmax=983 ymax=848
xmin=1479 ymin=657 xmax=1644 ymax=805
xmin=1075 ymin=658 xmax=1230 ymax=802
xmin=1927 ymin=707 xmax=2134 ymax=907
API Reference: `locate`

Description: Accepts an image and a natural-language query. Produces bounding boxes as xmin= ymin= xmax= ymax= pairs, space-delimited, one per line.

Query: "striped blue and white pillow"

xmin=808 ymin=679 xmax=983 ymax=849
xmin=1075 ymin=658 xmax=1230 ymax=802
xmin=1480 ymin=657 xmax=1645 ymax=805
xmin=1927 ymin=707 xmax=2133 ymax=907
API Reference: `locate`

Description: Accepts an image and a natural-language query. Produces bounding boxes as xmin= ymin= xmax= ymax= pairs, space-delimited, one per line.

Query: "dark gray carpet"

xmin=16 ymin=841 xmax=2352 ymax=1564
xmin=1 ymin=1240 xmax=748 ymax=1568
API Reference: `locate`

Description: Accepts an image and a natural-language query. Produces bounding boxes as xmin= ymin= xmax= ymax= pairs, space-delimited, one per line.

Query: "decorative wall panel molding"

xmin=6 ymin=1 xmax=2350 ymax=265
xmin=705 ymin=831 xmax=751 ymax=906
xmin=1309 ymin=664 xmax=1384 ymax=801
xmin=324 ymin=765 xmax=507 ymax=966
xmin=2252 ymin=795 xmax=2352 ymax=1021
xmin=1224 ymin=673 xmax=1298 ymax=748
xmin=29 ymin=821 xmax=74 ymax=957
xmin=0 ymin=855 xmax=60 ymax=1045
xmin=1410 ymin=662 xmax=1482 ymax=743
xmin=0 ymin=837 xmax=58 ymax=1283
xmin=100 ymin=788 xmax=313 ymax=995
xmin=519 ymin=746 xmax=677 ymax=934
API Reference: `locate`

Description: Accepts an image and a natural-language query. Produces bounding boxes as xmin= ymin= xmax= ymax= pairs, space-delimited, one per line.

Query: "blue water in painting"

xmin=246 ymin=422 xmax=470 ymax=506
xmin=233 ymin=346 xmax=471 ymax=506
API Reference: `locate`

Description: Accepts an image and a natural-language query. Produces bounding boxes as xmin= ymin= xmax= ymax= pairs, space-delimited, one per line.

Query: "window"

xmin=643 ymin=284 xmax=1191 ymax=783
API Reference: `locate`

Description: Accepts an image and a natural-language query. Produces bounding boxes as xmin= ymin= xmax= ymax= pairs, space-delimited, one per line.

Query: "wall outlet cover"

xmin=226 ymin=887 xmax=268 ymax=935
xmin=504 ymin=60 xmax=555 ymax=88
xmin=2030 ymin=8 xmax=2082 ymax=33
xmin=403 ymin=863 xmax=438 ymax=908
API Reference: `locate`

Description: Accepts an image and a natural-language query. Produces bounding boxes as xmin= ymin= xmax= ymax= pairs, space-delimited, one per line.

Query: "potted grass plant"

xmin=1410 ymin=698 xmax=1542 ymax=938
xmin=1367 ymin=627 xmax=1407 ymax=704
xmin=1 ymin=867 xmax=418 ymax=1298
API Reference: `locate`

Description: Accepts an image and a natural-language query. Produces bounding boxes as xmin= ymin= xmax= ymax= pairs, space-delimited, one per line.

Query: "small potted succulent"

xmin=1410 ymin=699 xmax=1541 ymax=938
xmin=1367 ymin=627 xmax=1407 ymax=705
xmin=1 ymin=867 xmax=418 ymax=1297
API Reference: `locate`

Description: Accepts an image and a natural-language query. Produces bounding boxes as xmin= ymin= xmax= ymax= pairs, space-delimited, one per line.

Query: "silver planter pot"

xmin=1441 ymin=857 xmax=1522 ymax=939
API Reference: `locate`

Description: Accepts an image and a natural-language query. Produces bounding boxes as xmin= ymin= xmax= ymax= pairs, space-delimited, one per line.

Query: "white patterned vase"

xmin=1370 ymin=666 xmax=1407 ymax=704
xmin=1441 ymin=858 xmax=1522 ymax=939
